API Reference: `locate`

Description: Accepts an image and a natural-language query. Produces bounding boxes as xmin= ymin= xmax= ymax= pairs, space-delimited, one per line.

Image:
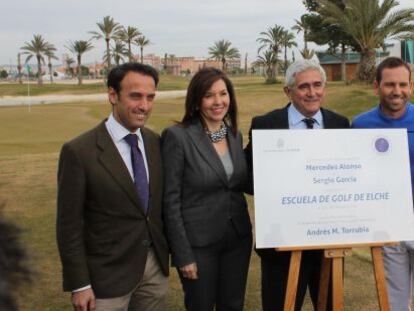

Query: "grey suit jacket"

xmin=161 ymin=121 xmax=252 ymax=267
xmin=56 ymin=121 xmax=169 ymax=298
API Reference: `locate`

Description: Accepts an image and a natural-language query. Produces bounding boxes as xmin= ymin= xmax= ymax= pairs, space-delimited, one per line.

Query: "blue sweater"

xmin=352 ymin=103 xmax=414 ymax=199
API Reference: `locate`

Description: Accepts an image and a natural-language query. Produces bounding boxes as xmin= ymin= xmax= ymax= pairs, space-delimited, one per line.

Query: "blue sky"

xmin=1 ymin=0 xmax=413 ymax=65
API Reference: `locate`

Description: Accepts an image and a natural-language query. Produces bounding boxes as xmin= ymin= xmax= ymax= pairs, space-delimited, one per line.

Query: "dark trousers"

xmin=179 ymin=221 xmax=253 ymax=311
xmin=261 ymin=250 xmax=332 ymax=311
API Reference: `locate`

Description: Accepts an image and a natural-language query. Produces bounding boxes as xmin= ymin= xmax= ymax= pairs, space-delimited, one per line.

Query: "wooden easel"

xmin=281 ymin=243 xmax=395 ymax=311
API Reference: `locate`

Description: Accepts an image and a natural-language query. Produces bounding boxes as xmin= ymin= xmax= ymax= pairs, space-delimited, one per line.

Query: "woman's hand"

xmin=179 ymin=262 xmax=198 ymax=280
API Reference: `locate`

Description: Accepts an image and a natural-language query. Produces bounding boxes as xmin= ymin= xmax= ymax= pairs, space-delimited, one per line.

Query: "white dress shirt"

xmin=105 ymin=113 xmax=149 ymax=182
xmin=288 ymin=103 xmax=324 ymax=129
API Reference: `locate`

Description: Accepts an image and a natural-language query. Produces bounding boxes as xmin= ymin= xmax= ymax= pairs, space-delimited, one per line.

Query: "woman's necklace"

xmin=205 ymin=121 xmax=227 ymax=143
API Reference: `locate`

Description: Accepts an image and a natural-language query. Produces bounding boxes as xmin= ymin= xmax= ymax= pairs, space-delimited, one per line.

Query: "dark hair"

xmin=181 ymin=67 xmax=238 ymax=135
xmin=0 ymin=211 xmax=31 ymax=311
xmin=376 ymin=57 xmax=412 ymax=83
xmin=107 ymin=62 xmax=159 ymax=94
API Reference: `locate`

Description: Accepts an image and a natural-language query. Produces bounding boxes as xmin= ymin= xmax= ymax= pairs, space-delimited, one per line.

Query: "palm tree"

xmin=244 ymin=53 xmax=248 ymax=75
xmin=89 ymin=16 xmax=123 ymax=69
xmin=326 ymin=42 xmax=350 ymax=82
xmin=300 ymin=2 xmax=359 ymax=82
xmin=44 ymin=44 xmax=58 ymax=84
xmin=318 ymin=0 xmax=414 ymax=82
xmin=292 ymin=16 xmax=312 ymax=50
xmin=118 ymin=26 xmax=141 ymax=62
xmin=208 ymin=39 xmax=240 ymax=71
xmin=253 ymin=50 xmax=278 ymax=83
xmin=257 ymin=25 xmax=285 ymax=79
xmin=17 ymin=53 xmax=22 ymax=84
xmin=280 ymin=30 xmax=297 ymax=73
xmin=300 ymin=48 xmax=316 ymax=60
xmin=134 ymin=35 xmax=151 ymax=64
xmin=106 ymin=41 xmax=128 ymax=66
xmin=66 ymin=40 xmax=94 ymax=85
xmin=64 ymin=55 xmax=75 ymax=79
xmin=20 ymin=34 xmax=51 ymax=85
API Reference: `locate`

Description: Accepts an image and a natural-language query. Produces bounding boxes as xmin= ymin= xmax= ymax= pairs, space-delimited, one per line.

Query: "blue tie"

xmin=124 ymin=134 xmax=149 ymax=214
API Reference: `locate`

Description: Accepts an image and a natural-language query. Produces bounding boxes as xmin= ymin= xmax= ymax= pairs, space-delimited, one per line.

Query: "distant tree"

xmin=161 ymin=54 xmax=178 ymax=74
xmin=66 ymin=40 xmax=94 ymax=85
xmin=17 ymin=53 xmax=22 ymax=84
xmin=100 ymin=68 xmax=109 ymax=77
xmin=253 ymin=49 xmax=278 ymax=83
xmin=44 ymin=44 xmax=58 ymax=84
xmin=244 ymin=53 xmax=248 ymax=75
xmin=280 ymin=30 xmax=297 ymax=73
xmin=168 ymin=54 xmax=176 ymax=64
xmin=208 ymin=39 xmax=240 ymax=71
xmin=300 ymin=48 xmax=316 ymax=60
xmin=80 ymin=66 xmax=89 ymax=76
xmin=65 ymin=56 xmax=75 ymax=78
xmin=302 ymin=0 xmax=360 ymax=82
xmin=163 ymin=53 xmax=168 ymax=72
xmin=20 ymin=34 xmax=51 ymax=85
xmin=90 ymin=16 xmax=123 ymax=69
xmin=318 ymin=0 xmax=414 ymax=82
xmin=118 ymin=26 xmax=141 ymax=62
xmin=134 ymin=35 xmax=151 ymax=64
xmin=292 ymin=16 xmax=312 ymax=50
xmin=106 ymin=41 xmax=128 ymax=66
xmin=0 ymin=70 xmax=8 ymax=79
xmin=257 ymin=25 xmax=285 ymax=80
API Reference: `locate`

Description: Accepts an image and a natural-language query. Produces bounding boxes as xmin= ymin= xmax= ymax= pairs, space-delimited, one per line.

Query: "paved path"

xmin=0 ymin=90 xmax=187 ymax=107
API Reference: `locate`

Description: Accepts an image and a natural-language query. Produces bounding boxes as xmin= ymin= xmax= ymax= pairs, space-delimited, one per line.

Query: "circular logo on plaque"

xmin=375 ymin=138 xmax=389 ymax=153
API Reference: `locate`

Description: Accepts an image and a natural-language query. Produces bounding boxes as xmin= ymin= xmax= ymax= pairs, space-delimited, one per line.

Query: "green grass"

xmin=0 ymin=74 xmax=189 ymax=96
xmin=0 ymin=77 xmax=413 ymax=310
xmin=0 ymin=82 xmax=108 ymax=97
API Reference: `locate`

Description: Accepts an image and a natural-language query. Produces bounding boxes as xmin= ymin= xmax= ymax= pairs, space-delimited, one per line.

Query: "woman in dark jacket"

xmin=162 ymin=68 xmax=252 ymax=311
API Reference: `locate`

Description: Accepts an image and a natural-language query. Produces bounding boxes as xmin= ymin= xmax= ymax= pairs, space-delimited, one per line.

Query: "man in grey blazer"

xmin=57 ymin=63 xmax=169 ymax=311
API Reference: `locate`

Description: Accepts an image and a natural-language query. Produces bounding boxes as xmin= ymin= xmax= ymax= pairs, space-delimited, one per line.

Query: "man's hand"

xmin=179 ymin=262 xmax=198 ymax=280
xmin=72 ymin=288 xmax=96 ymax=311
